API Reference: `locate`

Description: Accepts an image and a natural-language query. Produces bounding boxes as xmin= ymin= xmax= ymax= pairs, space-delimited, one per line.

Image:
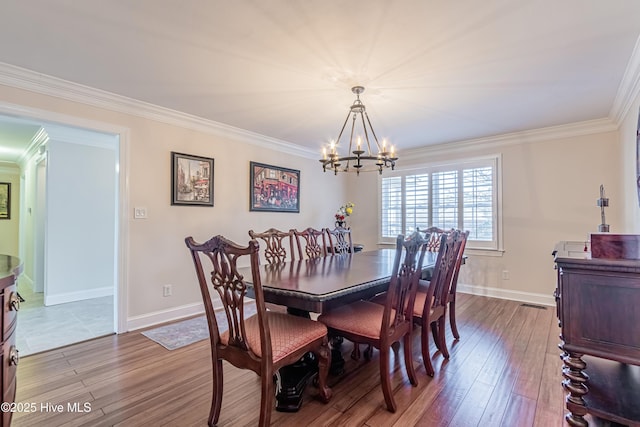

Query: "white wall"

xmin=44 ymin=136 xmax=116 ymax=305
xmin=618 ymin=90 xmax=640 ymax=232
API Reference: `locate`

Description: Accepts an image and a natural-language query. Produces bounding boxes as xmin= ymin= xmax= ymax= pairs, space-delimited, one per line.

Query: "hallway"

xmin=16 ymin=279 xmax=114 ymax=356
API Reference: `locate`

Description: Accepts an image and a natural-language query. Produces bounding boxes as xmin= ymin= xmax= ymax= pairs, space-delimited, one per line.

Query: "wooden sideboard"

xmin=0 ymin=255 xmax=21 ymax=427
xmin=553 ymin=241 xmax=640 ymax=427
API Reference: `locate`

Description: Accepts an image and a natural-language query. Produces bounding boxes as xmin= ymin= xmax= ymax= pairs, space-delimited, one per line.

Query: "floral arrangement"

xmin=335 ymin=202 xmax=355 ymax=225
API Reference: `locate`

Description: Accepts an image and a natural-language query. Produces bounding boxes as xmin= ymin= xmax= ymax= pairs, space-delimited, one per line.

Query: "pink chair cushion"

xmin=221 ymin=311 xmax=327 ymax=363
xmin=318 ymin=300 xmax=395 ymax=340
xmin=413 ymin=290 xmax=434 ymax=318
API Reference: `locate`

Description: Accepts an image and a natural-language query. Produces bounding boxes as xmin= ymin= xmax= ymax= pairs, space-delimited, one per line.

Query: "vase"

xmin=335 ymin=220 xmax=346 ymax=228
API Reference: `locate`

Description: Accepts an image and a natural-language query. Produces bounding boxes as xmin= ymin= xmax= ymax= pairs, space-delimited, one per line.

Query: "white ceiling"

xmin=1 ymin=0 xmax=640 ymax=162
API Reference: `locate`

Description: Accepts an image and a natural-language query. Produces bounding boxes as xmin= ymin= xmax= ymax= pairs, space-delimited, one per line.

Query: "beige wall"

xmin=348 ymin=129 xmax=623 ymax=305
xmin=0 ymin=164 xmax=19 ymax=256
xmin=0 ymin=83 xmax=347 ymax=329
xmin=0 ymin=80 xmax=632 ymax=325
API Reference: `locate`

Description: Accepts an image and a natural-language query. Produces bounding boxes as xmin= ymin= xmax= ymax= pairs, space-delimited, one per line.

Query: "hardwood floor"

xmin=12 ymin=294 xmax=580 ymax=426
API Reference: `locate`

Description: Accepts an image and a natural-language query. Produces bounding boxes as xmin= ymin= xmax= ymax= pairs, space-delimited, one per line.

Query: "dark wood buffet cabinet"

xmin=553 ymin=241 xmax=640 ymax=427
xmin=0 ymin=255 xmax=21 ymax=427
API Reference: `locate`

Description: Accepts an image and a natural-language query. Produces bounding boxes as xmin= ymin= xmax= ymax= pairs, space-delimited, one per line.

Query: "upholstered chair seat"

xmin=317 ymin=301 xmax=397 ymax=340
xmin=220 ymin=311 xmax=329 ymax=362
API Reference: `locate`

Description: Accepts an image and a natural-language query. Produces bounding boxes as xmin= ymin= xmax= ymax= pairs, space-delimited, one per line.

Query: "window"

xmin=379 ymin=156 xmax=500 ymax=250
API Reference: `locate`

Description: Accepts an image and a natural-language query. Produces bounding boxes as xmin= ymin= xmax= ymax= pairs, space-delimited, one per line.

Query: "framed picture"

xmin=171 ymin=152 xmax=214 ymax=206
xmin=250 ymin=161 xmax=300 ymax=213
xmin=0 ymin=183 xmax=9 ymax=219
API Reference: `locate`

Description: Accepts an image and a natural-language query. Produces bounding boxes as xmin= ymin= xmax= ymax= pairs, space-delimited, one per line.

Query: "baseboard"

xmin=457 ymin=283 xmax=555 ymax=307
xmin=18 ymin=274 xmax=34 ymax=289
xmin=126 ymin=301 xmax=209 ymax=332
xmin=44 ymin=286 xmax=114 ymax=306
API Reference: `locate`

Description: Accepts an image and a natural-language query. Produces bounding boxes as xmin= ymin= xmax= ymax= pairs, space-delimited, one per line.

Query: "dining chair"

xmin=417 ymin=226 xmax=467 ymax=340
xmin=413 ymin=229 xmax=466 ymax=376
xmin=417 ymin=226 xmax=447 ymax=263
xmin=293 ymin=227 xmax=327 ymax=260
xmin=185 ymin=235 xmax=332 ymax=427
xmin=248 ymin=227 xmax=295 ymax=264
xmin=318 ymin=232 xmax=428 ymax=412
xmin=446 ymin=230 xmax=468 ymax=340
xmin=326 ymin=226 xmax=354 ymax=254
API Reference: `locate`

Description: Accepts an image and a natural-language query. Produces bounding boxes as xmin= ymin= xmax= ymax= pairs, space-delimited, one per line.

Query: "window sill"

xmin=464 ymin=248 xmax=504 ymax=257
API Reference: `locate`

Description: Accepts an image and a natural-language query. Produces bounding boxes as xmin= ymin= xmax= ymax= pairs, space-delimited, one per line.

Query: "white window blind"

xmin=405 ymin=174 xmax=429 ymax=232
xmin=381 ymin=176 xmax=402 ymax=237
xmin=379 ymin=157 xmax=500 ymax=250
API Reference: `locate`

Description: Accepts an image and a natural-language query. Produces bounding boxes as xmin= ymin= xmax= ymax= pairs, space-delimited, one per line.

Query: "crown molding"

xmin=401 ymin=117 xmax=618 ymax=160
xmin=610 ymin=35 xmax=640 ymax=124
xmin=0 ymin=62 xmax=317 ymax=160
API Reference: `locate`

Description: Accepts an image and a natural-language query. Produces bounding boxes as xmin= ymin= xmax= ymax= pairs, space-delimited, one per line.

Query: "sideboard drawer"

xmin=3 ymin=285 xmax=18 ymax=342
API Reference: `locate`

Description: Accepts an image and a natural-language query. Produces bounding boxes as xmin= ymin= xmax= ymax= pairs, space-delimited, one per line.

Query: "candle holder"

xmin=597 ymin=184 xmax=609 ymax=232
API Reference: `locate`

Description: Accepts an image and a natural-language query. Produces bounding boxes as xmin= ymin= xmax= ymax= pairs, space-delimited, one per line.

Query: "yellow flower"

xmin=345 ymin=207 xmax=353 ymax=216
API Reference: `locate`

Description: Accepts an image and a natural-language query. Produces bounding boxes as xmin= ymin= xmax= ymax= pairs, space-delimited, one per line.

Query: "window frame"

xmin=378 ymin=154 xmax=503 ymax=252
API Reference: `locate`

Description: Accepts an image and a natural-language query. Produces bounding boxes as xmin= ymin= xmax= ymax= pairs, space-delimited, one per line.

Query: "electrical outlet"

xmin=501 ymin=270 xmax=510 ymax=280
xmin=163 ymin=284 xmax=172 ymax=297
xmin=134 ymin=207 xmax=148 ymax=219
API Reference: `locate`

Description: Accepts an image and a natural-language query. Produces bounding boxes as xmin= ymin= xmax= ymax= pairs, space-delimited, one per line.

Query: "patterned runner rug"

xmin=141 ymin=304 xmax=257 ymax=350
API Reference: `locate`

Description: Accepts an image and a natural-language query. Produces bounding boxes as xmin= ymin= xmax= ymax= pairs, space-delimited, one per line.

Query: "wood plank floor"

xmin=11 ymin=294 xmax=589 ymax=426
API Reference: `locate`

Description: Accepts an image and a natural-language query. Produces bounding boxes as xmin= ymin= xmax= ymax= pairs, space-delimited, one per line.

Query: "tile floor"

xmin=16 ymin=279 xmax=114 ymax=356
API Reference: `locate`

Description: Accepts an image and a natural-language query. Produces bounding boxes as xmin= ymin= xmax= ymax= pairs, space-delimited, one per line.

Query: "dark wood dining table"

xmin=242 ymin=248 xmax=438 ymax=314
xmin=238 ymin=248 xmax=439 ymax=412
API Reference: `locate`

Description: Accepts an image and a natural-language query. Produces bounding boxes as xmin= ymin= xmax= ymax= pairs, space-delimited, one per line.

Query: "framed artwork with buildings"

xmin=249 ymin=162 xmax=300 ymax=213
xmin=171 ymin=152 xmax=214 ymax=206
xmin=0 ymin=183 xmax=9 ymax=219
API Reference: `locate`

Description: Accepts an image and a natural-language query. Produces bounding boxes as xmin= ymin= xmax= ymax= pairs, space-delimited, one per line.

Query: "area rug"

xmin=141 ymin=304 xmax=257 ymax=350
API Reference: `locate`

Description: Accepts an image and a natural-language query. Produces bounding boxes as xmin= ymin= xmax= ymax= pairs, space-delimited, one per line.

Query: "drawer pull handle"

xmin=8 ymin=292 xmax=20 ymax=311
xmin=9 ymin=346 xmax=19 ymax=366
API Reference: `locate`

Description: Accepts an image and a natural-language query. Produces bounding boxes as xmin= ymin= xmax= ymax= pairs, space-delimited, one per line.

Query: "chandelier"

xmin=319 ymin=86 xmax=398 ymax=175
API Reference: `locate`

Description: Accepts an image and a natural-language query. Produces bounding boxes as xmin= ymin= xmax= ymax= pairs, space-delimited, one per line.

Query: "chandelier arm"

xmin=364 ymin=111 xmax=383 ymax=152
xmin=335 ymin=110 xmax=352 ymax=149
xmin=359 ymin=111 xmax=374 ymax=156
xmin=346 ymin=112 xmax=361 ymax=170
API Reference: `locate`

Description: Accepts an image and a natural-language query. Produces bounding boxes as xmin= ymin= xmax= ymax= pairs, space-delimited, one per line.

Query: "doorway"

xmin=0 ymin=112 xmax=125 ymax=355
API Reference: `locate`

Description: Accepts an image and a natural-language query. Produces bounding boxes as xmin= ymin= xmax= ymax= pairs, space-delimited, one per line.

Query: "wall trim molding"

xmin=127 ymin=301 xmax=209 ymax=331
xmin=0 ymin=62 xmax=317 ymax=160
xmin=457 ymin=283 xmax=555 ymax=307
xmin=401 ymin=118 xmax=618 ymax=161
xmin=610 ymin=34 xmax=640 ymax=124
xmin=44 ymin=286 xmax=114 ymax=306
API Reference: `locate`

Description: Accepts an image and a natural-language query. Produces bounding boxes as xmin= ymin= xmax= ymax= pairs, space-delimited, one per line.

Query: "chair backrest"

xmin=185 ymin=235 xmax=272 ymax=364
xmin=248 ymin=228 xmax=295 ymax=264
xmin=449 ymin=230 xmax=469 ymax=298
xmin=421 ymin=230 xmax=464 ymax=315
xmin=418 ymin=226 xmax=447 ymax=252
xmin=382 ymin=232 xmax=428 ymax=339
xmin=293 ymin=227 xmax=327 ymax=260
xmin=326 ymin=226 xmax=354 ymax=254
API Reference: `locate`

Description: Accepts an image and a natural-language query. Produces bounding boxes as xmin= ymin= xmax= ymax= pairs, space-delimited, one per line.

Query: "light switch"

xmin=134 ymin=207 xmax=148 ymax=219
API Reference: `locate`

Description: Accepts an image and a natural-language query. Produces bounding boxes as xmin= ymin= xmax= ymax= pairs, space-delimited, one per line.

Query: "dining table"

xmin=238 ymin=248 xmax=439 ymax=412
xmin=243 ymin=248 xmax=438 ymax=314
